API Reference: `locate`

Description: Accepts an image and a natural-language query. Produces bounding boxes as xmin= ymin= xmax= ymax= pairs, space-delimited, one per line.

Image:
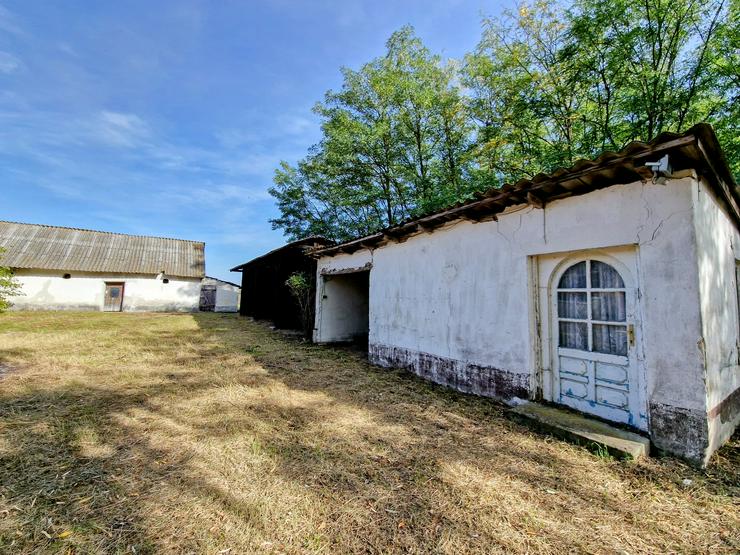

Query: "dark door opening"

xmin=199 ymin=285 xmax=217 ymax=312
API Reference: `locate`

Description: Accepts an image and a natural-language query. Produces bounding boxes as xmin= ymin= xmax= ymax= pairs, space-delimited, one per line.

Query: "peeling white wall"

xmin=319 ymin=178 xmax=703 ymax=396
xmin=693 ymin=178 xmax=740 ymax=454
xmin=315 ymin=176 xmax=727 ymax=460
xmin=10 ymin=269 xmax=201 ymax=312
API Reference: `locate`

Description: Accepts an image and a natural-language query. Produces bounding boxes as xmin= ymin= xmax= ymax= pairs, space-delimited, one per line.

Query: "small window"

xmin=557 ymin=259 xmax=628 ymax=356
xmin=63 ymin=273 xmax=71 ymax=279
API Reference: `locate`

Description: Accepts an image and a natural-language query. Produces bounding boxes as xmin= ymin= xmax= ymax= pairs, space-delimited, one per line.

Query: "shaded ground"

xmin=0 ymin=312 xmax=737 ymax=554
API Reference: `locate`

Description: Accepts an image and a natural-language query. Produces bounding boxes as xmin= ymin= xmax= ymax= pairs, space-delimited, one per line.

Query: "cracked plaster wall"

xmin=315 ymin=176 xmax=728 ymax=461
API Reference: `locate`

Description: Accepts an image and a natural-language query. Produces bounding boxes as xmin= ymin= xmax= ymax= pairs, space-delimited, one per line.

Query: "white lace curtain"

xmin=557 ymin=260 xmax=627 ymax=355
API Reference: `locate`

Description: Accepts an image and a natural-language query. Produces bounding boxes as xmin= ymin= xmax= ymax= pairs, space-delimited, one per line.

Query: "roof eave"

xmin=313 ymin=124 xmax=738 ymax=258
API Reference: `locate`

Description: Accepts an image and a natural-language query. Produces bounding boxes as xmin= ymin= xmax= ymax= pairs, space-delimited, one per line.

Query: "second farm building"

xmin=309 ymin=124 xmax=739 ymax=466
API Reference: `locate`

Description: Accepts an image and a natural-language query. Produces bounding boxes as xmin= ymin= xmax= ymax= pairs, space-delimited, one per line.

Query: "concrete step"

xmin=510 ymin=402 xmax=650 ymax=460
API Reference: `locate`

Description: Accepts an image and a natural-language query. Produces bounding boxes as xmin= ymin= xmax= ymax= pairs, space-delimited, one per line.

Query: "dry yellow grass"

xmin=0 ymin=311 xmax=737 ymax=554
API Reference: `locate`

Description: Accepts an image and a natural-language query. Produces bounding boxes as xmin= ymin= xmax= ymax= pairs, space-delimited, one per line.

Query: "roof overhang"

xmin=230 ymin=236 xmax=333 ymax=272
xmin=314 ymin=123 xmax=738 ymax=258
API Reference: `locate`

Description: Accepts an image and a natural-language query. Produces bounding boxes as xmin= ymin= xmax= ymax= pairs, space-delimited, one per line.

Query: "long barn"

xmin=312 ymin=124 xmax=740 ymax=465
xmin=0 ymin=221 xmax=205 ymax=312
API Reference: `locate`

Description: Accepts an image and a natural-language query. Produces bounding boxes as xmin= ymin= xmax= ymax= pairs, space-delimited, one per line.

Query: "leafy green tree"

xmin=569 ymin=0 xmax=732 ymax=142
xmin=0 ymin=248 xmax=21 ymax=312
xmin=704 ymin=0 xmax=739 ymax=177
xmin=464 ymin=0 xmax=735 ymax=181
xmin=270 ymin=26 xmax=473 ymax=241
xmin=464 ymin=1 xmax=590 ymax=183
xmin=270 ymin=3 xmax=738 ymax=241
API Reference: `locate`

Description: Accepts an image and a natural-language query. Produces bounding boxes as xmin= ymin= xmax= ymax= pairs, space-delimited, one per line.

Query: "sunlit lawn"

xmin=0 ymin=312 xmax=737 ymax=554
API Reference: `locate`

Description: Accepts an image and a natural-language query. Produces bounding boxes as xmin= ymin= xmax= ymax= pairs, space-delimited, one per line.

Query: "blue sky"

xmin=0 ymin=1 xmax=507 ymax=281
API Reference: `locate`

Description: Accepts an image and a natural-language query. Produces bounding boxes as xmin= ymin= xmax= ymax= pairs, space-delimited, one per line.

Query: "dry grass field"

xmin=0 ymin=312 xmax=738 ymax=554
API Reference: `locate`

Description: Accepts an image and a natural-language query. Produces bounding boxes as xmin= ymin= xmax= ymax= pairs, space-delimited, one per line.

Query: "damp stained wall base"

xmin=369 ymin=343 xmax=530 ymax=401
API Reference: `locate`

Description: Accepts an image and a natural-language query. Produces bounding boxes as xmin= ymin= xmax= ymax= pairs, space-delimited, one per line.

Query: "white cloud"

xmin=156 ymin=183 xmax=273 ymax=210
xmin=276 ymin=114 xmax=314 ymax=135
xmin=215 ymin=109 xmax=319 ymax=149
xmin=56 ymin=42 xmax=78 ymax=57
xmin=0 ymin=51 xmax=20 ymax=74
xmin=0 ymin=4 xmax=24 ymax=36
xmin=93 ymin=111 xmax=150 ymax=147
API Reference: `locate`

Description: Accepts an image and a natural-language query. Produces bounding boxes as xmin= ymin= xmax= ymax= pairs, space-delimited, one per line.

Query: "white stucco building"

xmin=0 ymin=222 xmax=205 ymax=312
xmin=199 ymin=276 xmax=241 ymax=313
xmin=312 ymin=124 xmax=739 ymax=465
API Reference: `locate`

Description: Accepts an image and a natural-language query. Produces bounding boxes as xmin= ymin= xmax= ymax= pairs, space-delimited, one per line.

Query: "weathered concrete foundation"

xmin=649 ymin=402 xmax=709 ymax=464
xmin=369 ymin=343 xmax=530 ymax=400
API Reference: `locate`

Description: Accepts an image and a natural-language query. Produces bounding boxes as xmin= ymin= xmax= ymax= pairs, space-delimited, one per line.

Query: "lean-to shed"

xmin=231 ymin=237 xmax=332 ymax=330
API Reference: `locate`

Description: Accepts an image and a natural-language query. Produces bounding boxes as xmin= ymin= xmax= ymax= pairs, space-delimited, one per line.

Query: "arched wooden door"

xmin=549 ymin=256 xmax=643 ymax=428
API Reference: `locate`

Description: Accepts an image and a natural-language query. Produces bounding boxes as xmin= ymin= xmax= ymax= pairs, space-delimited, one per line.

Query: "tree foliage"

xmin=270 ymin=1 xmax=738 ymax=241
xmin=270 ymin=26 xmax=473 ymax=241
xmin=0 ymin=248 xmax=21 ymax=312
xmin=285 ymin=271 xmax=315 ymax=339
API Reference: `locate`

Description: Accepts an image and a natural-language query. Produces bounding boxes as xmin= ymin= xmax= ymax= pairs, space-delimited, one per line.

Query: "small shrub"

xmin=285 ymin=271 xmax=314 ymax=339
xmin=0 ymin=247 xmax=21 ymax=312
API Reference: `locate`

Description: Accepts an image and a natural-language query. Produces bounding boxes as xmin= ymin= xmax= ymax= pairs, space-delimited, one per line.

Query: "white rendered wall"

xmin=316 ymin=177 xmax=718 ymax=460
xmin=10 ymin=270 xmax=201 ymax=312
xmin=318 ymin=177 xmax=703 ymax=398
xmin=214 ymin=284 xmax=240 ymax=312
xmin=693 ymin=178 xmax=740 ymax=455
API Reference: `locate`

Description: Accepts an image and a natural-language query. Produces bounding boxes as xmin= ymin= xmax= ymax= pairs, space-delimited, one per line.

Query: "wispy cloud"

xmin=277 ymin=113 xmax=314 ymax=135
xmin=0 ymin=4 xmax=24 ymax=36
xmin=0 ymin=51 xmax=20 ymax=74
xmin=93 ymin=111 xmax=150 ymax=147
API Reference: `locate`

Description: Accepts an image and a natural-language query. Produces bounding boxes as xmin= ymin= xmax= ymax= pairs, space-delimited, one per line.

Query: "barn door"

xmin=199 ymin=285 xmax=216 ymax=312
xmin=548 ymin=257 xmax=643 ymax=428
xmin=103 ymin=283 xmax=124 ymax=312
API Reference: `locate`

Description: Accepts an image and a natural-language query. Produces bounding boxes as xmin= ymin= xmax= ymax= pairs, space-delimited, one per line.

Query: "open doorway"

xmin=315 ymin=270 xmax=370 ymax=346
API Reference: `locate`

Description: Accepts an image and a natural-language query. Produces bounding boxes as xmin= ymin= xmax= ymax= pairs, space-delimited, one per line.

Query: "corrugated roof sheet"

xmin=315 ymin=123 xmax=738 ymax=257
xmin=0 ymin=221 xmax=205 ymax=278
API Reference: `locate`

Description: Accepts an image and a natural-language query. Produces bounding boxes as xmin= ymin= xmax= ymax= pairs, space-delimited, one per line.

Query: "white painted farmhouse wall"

xmin=693 ymin=179 xmax=740 ymax=455
xmin=11 ymin=270 xmax=201 ymax=312
xmin=316 ymin=174 xmax=739 ymax=463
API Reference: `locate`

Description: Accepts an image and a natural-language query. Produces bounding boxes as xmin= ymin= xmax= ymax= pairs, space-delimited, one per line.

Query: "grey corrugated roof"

xmin=0 ymin=221 xmax=205 ymax=278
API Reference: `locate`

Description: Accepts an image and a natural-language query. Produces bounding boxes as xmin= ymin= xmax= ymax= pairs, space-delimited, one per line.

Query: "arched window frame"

xmin=552 ymin=256 xmax=631 ymax=357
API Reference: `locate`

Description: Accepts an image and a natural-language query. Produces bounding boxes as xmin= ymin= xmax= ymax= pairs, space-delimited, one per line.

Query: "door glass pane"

xmin=558 ymin=292 xmax=587 ymax=319
xmin=110 ymin=288 xmax=120 ymax=298
xmin=591 ymin=292 xmax=626 ymax=322
xmin=592 ymin=324 xmax=627 ymax=356
xmin=590 ymin=261 xmax=624 ymax=289
xmin=559 ymin=262 xmax=587 ymax=289
xmin=559 ymin=321 xmax=588 ymax=350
